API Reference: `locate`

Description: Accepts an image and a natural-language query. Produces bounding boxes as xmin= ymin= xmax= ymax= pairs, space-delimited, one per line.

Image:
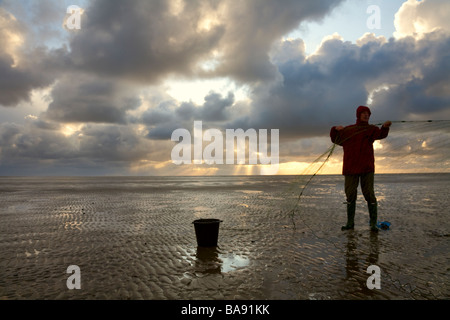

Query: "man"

xmin=330 ymin=106 xmax=391 ymax=232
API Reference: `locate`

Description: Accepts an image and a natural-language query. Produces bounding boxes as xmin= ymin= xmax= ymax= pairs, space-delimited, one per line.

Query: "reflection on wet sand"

xmin=194 ymin=247 xmax=250 ymax=274
xmin=344 ymin=231 xmax=380 ymax=297
xmin=1 ymin=174 xmax=448 ymax=299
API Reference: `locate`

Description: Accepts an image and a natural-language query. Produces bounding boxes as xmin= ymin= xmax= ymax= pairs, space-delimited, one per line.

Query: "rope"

xmin=283 ymin=119 xmax=449 ymax=299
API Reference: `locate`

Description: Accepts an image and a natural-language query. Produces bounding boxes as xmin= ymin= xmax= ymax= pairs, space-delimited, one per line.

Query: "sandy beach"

xmin=0 ymin=174 xmax=449 ymax=300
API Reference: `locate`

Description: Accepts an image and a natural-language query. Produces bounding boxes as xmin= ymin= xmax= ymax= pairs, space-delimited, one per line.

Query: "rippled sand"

xmin=0 ymin=175 xmax=448 ymax=300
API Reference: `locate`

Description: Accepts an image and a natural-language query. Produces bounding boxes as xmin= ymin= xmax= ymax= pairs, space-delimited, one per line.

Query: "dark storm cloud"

xmin=0 ymin=122 xmax=74 ymax=161
xmin=208 ymin=0 xmax=345 ymax=83
xmin=67 ymin=0 xmax=225 ymax=83
xmin=77 ymin=123 xmax=151 ymax=162
xmin=0 ymin=53 xmax=50 ymax=107
xmin=370 ymin=31 xmax=450 ymax=121
xmin=228 ymin=37 xmax=371 ymax=137
xmin=64 ymin=0 xmax=345 ymax=84
xmin=371 ymin=77 xmax=450 ymax=121
xmin=1 ymin=0 xmax=345 ymax=110
xmin=178 ymin=92 xmax=235 ymax=122
xmin=0 ymin=8 xmax=57 ymax=107
xmin=142 ymin=91 xmax=235 ymax=140
xmin=42 ymin=74 xmax=141 ymax=124
xmin=26 ymin=115 xmax=61 ymax=131
xmin=0 ymin=120 xmax=158 ymax=175
xmin=232 ymin=30 xmax=450 ymax=141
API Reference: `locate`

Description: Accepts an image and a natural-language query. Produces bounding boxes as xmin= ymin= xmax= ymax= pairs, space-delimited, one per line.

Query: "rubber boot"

xmin=368 ymin=202 xmax=379 ymax=232
xmin=341 ymin=202 xmax=356 ymax=231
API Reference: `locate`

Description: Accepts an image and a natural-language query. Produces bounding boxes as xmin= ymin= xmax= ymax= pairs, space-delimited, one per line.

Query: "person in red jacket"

xmin=330 ymin=106 xmax=391 ymax=232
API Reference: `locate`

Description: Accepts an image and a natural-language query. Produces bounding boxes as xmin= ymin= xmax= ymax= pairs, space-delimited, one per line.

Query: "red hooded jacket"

xmin=330 ymin=106 xmax=389 ymax=175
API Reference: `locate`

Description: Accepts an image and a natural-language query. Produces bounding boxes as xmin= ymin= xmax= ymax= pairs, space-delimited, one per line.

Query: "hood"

xmin=356 ymin=105 xmax=371 ymax=125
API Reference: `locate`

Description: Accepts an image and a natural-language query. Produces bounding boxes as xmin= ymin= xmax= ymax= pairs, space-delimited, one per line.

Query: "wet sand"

xmin=0 ymin=175 xmax=448 ymax=300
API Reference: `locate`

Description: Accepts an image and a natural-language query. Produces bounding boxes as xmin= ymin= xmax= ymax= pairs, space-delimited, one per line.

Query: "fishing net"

xmin=286 ymin=120 xmax=450 ymax=220
xmin=278 ymin=119 xmax=450 ymax=299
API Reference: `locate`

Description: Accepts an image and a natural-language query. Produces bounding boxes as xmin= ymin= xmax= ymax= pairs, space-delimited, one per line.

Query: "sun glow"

xmin=165 ymin=77 xmax=248 ymax=105
xmin=61 ymin=124 xmax=83 ymax=137
xmin=373 ymin=140 xmax=383 ymax=150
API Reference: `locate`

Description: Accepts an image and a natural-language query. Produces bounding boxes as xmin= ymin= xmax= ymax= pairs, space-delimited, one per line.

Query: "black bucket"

xmin=192 ymin=219 xmax=223 ymax=247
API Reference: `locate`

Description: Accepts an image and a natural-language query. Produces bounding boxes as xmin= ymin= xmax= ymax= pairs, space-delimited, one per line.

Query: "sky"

xmin=0 ymin=0 xmax=449 ymax=176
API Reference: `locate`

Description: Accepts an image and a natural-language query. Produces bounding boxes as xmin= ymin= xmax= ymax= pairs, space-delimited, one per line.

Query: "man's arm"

xmin=330 ymin=126 xmax=345 ymax=145
xmin=374 ymin=121 xmax=391 ymax=140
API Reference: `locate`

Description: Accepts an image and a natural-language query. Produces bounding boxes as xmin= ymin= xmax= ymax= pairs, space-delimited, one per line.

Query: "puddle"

xmin=220 ymin=253 xmax=250 ymax=273
xmin=192 ymin=247 xmax=250 ymax=274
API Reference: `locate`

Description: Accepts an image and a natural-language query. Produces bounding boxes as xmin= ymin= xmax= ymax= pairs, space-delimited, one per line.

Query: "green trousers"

xmin=345 ymin=172 xmax=377 ymax=204
xmin=344 ymin=172 xmax=378 ymax=231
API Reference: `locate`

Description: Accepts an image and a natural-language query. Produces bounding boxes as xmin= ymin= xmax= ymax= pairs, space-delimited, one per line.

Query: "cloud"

xmin=42 ymin=73 xmax=142 ymax=124
xmin=1 ymin=0 xmax=449 ymax=175
xmin=0 ymin=121 xmax=75 ymax=163
xmin=142 ymin=91 xmax=235 ymax=140
xmin=198 ymin=0 xmax=346 ymax=82
xmin=61 ymin=0 xmax=345 ymax=84
xmin=0 ymin=119 xmax=168 ymax=175
xmin=1 ymin=0 xmax=71 ymax=43
xmin=0 ymin=8 xmax=57 ymax=107
xmin=1 ymin=0 xmax=346 ymax=108
xmin=77 ymin=123 xmax=153 ymax=162
xmin=66 ymin=0 xmax=225 ymax=83
xmin=230 ymin=25 xmax=450 ymax=143
xmin=394 ymin=0 xmax=450 ymax=38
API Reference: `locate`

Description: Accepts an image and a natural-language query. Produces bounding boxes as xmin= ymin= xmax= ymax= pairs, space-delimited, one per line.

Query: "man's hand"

xmin=335 ymin=126 xmax=345 ymax=131
xmin=382 ymin=121 xmax=392 ymax=128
